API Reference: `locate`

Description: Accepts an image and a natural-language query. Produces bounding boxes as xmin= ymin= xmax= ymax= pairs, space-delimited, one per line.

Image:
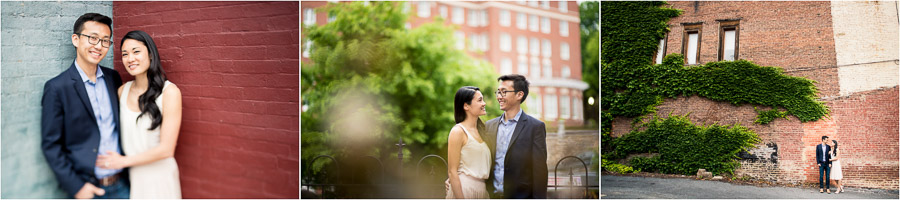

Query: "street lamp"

xmin=588 ymin=97 xmax=594 ymax=106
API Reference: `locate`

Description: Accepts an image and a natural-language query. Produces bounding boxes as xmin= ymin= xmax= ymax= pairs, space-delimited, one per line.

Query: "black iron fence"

xmin=302 ymin=139 xmax=598 ymax=198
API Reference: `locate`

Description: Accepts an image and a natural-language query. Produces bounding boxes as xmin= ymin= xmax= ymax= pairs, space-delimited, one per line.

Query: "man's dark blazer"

xmin=482 ymin=111 xmax=548 ymax=198
xmin=41 ymin=62 xmax=124 ymax=196
xmin=815 ymin=144 xmax=832 ymax=166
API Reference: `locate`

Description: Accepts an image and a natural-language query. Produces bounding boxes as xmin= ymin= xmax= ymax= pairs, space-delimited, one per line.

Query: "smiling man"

xmin=41 ymin=13 xmax=128 ymax=199
xmin=482 ymin=74 xmax=548 ymax=199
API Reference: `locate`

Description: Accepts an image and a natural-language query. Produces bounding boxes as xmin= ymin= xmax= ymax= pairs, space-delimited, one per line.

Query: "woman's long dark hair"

xmin=832 ymin=140 xmax=839 ymax=156
xmin=121 ymin=30 xmax=167 ymax=130
xmin=453 ymin=86 xmax=485 ymax=133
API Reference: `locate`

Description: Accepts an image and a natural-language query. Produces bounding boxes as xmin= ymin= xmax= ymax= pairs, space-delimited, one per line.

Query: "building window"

xmin=303 ymin=39 xmax=312 ymax=58
xmin=500 ymin=9 xmax=511 ymax=27
xmin=452 ymin=7 xmax=464 ymax=24
xmin=718 ymin=20 xmax=739 ymax=61
xmin=540 ymin=0 xmax=550 ymax=9
xmin=440 ymin=5 xmax=448 ymax=19
xmin=561 ymin=95 xmax=570 ymax=119
xmin=540 ymin=17 xmax=551 ymax=34
xmin=530 ymin=37 xmax=540 ymax=56
xmin=542 ymin=58 xmax=552 ymax=78
xmin=468 ymin=9 xmax=479 ymax=27
xmin=529 ymin=14 xmax=539 ymax=32
xmin=655 ymin=32 xmax=668 ymax=64
xmin=546 ymin=94 xmax=557 ymax=119
xmin=501 ymin=58 xmax=513 ymax=75
xmin=480 ymin=10 xmax=488 ymax=27
xmin=518 ymin=55 xmax=528 ymax=75
xmin=455 ymin=31 xmax=465 ymax=50
xmin=402 ymin=2 xmax=410 ymax=13
xmin=417 ymin=2 xmax=431 ymax=18
xmin=559 ymin=1 xmax=568 ymax=13
xmin=573 ymin=97 xmax=581 ymax=119
xmin=682 ymin=23 xmax=702 ymax=65
xmin=500 ymin=33 xmax=512 ymax=52
xmin=560 ymin=42 xmax=570 ymax=60
xmin=516 ymin=12 xmax=527 ymax=30
xmin=530 ymin=57 xmax=540 ymax=78
xmin=481 ymin=33 xmax=490 ymax=51
xmin=517 ymin=36 xmax=528 ymax=54
xmin=303 ymin=8 xmax=316 ymax=26
xmin=559 ymin=20 xmax=568 ymax=37
xmin=529 ymin=1 xmax=539 ymax=7
xmin=562 ymin=66 xmax=571 ymax=78
xmin=534 ymin=93 xmax=543 ymax=118
xmin=328 ymin=13 xmax=336 ymax=23
xmin=541 ymin=39 xmax=552 ymax=58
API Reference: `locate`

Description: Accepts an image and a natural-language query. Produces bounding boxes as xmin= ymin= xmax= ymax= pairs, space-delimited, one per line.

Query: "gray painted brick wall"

xmin=2 ymin=1 xmax=113 ymax=198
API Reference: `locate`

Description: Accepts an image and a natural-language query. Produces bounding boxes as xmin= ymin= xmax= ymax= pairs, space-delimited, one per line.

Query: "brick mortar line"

xmin=784 ymin=59 xmax=900 ymax=73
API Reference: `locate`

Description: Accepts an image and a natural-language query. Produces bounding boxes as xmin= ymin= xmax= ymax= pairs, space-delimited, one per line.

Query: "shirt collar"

xmin=74 ymin=61 xmax=104 ymax=83
xmin=499 ymin=109 xmax=524 ymax=125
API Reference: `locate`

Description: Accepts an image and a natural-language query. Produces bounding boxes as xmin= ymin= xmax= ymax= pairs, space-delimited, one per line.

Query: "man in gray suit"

xmin=483 ymin=74 xmax=548 ymax=198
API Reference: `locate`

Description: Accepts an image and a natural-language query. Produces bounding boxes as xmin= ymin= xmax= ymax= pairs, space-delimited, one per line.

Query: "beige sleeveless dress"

xmin=445 ymin=124 xmax=491 ymax=199
xmin=120 ymin=81 xmax=182 ymax=198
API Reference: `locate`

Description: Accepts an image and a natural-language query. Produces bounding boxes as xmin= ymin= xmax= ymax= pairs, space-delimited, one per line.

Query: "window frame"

xmin=681 ymin=23 xmax=702 ymax=65
xmin=717 ymin=20 xmax=740 ymax=61
xmin=654 ymin=31 xmax=668 ymax=64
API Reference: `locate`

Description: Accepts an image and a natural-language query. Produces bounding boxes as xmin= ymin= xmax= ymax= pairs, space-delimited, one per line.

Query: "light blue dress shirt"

xmin=74 ymin=62 xmax=123 ymax=179
xmin=493 ymin=109 xmax=523 ymax=194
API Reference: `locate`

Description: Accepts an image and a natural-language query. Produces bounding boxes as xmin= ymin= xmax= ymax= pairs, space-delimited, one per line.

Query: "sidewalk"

xmin=602 ymin=174 xmax=899 ymax=199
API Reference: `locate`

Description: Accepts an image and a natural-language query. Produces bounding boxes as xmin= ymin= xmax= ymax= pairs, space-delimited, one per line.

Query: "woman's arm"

xmin=447 ymin=126 xmax=467 ymax=198
xmin=98 ymin=85 xmax=182 ymax=169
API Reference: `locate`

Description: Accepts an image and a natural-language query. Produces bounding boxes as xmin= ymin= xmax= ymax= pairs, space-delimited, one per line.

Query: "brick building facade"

xmin=302 ymin=1 xmax=588 ymax=128
xmin=611 ymin=1 xmax=899 ymax=190
xmin=112 ymin=2 xmax=300 ymax=198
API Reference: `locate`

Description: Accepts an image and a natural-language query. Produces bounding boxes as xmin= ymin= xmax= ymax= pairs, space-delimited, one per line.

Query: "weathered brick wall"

xmin=0 ymin=1 xmax=114 ymax=198
xmin=831 ymin=1 xmax=899 ymax=96
xmin=611 ymin=1 xmax=899 ymax=190
xmin=113 ymin=2 xmax=299 ymax=198
xmin=546 ymin=131 xmax=599 ymax=170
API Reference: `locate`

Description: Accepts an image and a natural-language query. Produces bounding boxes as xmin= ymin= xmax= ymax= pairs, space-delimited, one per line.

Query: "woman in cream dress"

xmin=445 ymin=86 xmax=492 ymax=199
xmin=96 ymin=30 xmax=182 ymax=198
xmin=830 ymin=140 xmax=844 ymax=194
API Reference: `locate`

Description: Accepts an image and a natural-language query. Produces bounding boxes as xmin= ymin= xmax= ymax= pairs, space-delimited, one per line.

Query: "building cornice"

xmin=530 ymin=78 xmax=590 ymax=91
xmin=438 ymin=1 xmax=581 ymax=23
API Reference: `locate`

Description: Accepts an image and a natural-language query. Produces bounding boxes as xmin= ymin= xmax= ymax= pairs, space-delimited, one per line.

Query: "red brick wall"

xmin=611 ymin=1 xmax=899 ymax=190
xmin=113 ymin=2 xmax=300 ymax=198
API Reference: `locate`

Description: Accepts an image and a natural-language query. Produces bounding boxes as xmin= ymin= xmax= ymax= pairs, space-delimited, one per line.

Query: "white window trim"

xmin=542 ymin=39 xmax=552 ymax=58
xmin=541 ymin=16 xmax=551 ymax=34
xmin=559 ymin=1 xmax=567 ymax=13
xmin=546 ymin=94 xmax=557 ymax=119
xmin=517 ymin=55 xmax=528 ymax=75
xmin=559 ymin=20 xmax=568 ymax=37
xmin=517 ymin=36 xmax=528 ymax=54
xmin=529 ymin=14 xmax=539 ymax=32
xmin=455 ymin=31 xmax=465 ymax=50
xmin=561 ymin=95 xmax=570 ymax=119
xmin=530 ymin=37 xmax=540 ymax=56
xmin=500 ymin=9 xmax=511 ymax=27
xmin=561 ymin=42 xmax=570 ymax=60
xmin=542 ymin=58 xmax=552 ymax=78
xmin=303 ymin=8 xmax=316 ymax=26
xmin=303 ymin=40 xmax=312 ymax=58
xmin=501 ymin=58 xmax=513 ymax=75
xmin=452 ymin=7 xmax=464 ymax=24
xmin=468 ymin=9 xmax=479 ymax=27
xmin=530 ymin=56 xmax=541 ymax=78
xmin=516 ymin=12 xmax=527 ymax=30
xmin=417 ymin=2 xmax=431 ymax=18
xmin=500 ymin=33 xmax=511 ymax=52
xmin=440 ymin=5 xmax=448 ymax=19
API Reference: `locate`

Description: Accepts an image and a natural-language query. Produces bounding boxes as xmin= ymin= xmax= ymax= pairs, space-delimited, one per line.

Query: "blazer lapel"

xmin=101 ymin=66 xmax=119 ymax=123
xmin=504 ymin=113 xmax=528 ymax=158
xmin=69 ymin=63 xmax=96 ymax=122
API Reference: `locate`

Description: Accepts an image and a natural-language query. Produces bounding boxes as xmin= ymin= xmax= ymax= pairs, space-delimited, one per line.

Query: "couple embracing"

xmin=41 ymin=13 xmax=182 ymax=198
xmin=445 ymin=74 xmax=548 ymax=199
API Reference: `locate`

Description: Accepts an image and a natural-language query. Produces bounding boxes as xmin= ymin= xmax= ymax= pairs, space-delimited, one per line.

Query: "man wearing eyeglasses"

xmin=41 ymin=13 xmax=128 ymax=199
xmin=483 ymin=74 xmax=548 ymax=198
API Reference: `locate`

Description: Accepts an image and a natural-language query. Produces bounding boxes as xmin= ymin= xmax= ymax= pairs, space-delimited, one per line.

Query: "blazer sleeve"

xmin=532 ymin=121 xmax=548 ymax=198
xmin=41 ymin=81 xmax=86 ymax=196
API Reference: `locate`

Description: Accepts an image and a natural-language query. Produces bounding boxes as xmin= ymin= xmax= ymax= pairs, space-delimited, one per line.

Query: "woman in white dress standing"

xmin=96 ymin=30 xmax=183 ymax=198
xmin=445 ymin=86 xmax=492 ymax=199
xmin=830 ymin=139 xmax=844 ymax=194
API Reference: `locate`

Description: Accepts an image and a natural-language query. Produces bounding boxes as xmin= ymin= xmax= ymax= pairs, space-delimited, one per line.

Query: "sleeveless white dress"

xmin=445 ymin=124 xmax=491 ymax=199
xmin=120 ymin=81 xmax=182 ymax=198
xmin=831 ymin=155 xmax=843 ymax=180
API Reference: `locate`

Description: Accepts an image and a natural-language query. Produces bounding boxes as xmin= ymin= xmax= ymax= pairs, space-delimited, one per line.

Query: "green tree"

xmin=580 ymin=1 xmax=600 ymax=127
xmin=301 ymin=1 xmax=501 ymax=180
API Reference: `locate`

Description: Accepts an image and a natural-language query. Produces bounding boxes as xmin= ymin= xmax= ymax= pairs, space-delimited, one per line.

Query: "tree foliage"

xmin=301 ymin=1 xmax=501 ymax=178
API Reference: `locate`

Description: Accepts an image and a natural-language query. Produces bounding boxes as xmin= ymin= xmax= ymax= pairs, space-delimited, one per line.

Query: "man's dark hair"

xmin=73 ymin=13 xmax=112 ymax=35
xmin=498 ymin=74 xmax=529 ymax=103
xmin=822 ymin=136 xmax=829 ymax=141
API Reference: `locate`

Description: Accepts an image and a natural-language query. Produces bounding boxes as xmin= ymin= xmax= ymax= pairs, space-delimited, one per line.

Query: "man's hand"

xmin=74 ymin=183 xmax=105 ymax=199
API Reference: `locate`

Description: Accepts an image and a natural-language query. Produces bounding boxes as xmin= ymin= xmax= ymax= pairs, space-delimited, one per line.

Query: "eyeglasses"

xmin=77 ymin=33 xmax=113 ymax=48
xmin=495 ymin=90 xmax=518 ymax=98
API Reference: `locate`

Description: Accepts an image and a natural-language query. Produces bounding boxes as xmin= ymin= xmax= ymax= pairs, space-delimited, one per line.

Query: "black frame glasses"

xmin=78 ymin=33 xmax=113 ymax=48
xmin=495 ymin=90 xmax=519 ymax=98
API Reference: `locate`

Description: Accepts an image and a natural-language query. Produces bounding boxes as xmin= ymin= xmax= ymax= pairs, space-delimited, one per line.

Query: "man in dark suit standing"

xmin=483 ymin=74 xmax=548 ymax=198
xmin=816 ymin=135 xmax=832 ymax=194
xmin=41 ymin=13 xmax=127 ymax=199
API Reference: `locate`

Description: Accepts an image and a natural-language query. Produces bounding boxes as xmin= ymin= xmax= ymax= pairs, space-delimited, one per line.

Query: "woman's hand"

xmin=96 ymin=151 xmax=130 ymax=170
